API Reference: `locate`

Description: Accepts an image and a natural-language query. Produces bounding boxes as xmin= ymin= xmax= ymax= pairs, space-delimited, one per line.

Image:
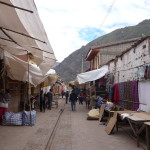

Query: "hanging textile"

xmin=118 ymin=82 xmax=125 ymax=108
xmin=138 ymin=81 xmax=150 ymax=112
xmin=144 ymin=66 xmax=148 ymax=80
xmin=147 ymin=65 xmax=150 ymax=79
xmin=110 ymin=85 xmax=115 ymax=102
xmin=105 ymin=73 xmax=114 ymax=85
xmin=123 ymin=82 xmax=128 ymax=109
xmin=136 ymin=66 xmax=146 ymax=81
xmin=127 ymin=81 xmax=132 ymax=110
xmin=131 ymin=80 xmax=139 ymax=111
xmin=120 ymin=81 xmax=132 ymax=110
xmin=114 ymin=84 xmax=119 ymax=105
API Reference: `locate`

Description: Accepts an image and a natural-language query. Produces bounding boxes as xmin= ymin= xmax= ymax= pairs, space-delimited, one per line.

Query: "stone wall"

xmin=108 ymin=38 xmax=150 ymax=83
xmin=100 ymin=41 xmax=136 ymax=65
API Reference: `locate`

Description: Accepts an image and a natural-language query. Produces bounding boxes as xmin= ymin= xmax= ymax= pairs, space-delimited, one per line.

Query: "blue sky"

xmin=35 ymin=0 xmax=150 ymax=62
xmin=79 ymin=28 xmax=105 ymax=41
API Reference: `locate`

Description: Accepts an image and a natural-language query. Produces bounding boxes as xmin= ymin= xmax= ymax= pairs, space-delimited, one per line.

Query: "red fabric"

xmin=0 ymin=108 xmax=3 ymax=122
xmin=114 ymin=84 xmax=119 ymax=104
xmin=99 ymin=77 xmax=106 ymax=86
xmin=0 ymin=107 xmax=8 ymax=122
xmin=3 ymin=108 xmax=8 ymax=113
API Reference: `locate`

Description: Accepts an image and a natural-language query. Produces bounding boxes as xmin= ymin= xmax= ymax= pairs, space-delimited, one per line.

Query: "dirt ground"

xmin=0 ymin=98 xmax=146 ymax=150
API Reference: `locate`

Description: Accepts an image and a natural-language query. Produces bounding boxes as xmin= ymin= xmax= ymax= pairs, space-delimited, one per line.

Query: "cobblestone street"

xmin=0 ymin=98 xmax=145 ymax=150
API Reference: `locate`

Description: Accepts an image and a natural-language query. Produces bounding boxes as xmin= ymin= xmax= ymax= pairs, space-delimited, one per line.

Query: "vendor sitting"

xmin=95 ymin=96 xmax=104 ymax=109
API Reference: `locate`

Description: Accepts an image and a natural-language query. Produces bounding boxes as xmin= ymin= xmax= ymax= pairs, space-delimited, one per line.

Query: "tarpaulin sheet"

xmin=77 ymin=65 xmax=108 ymax=84
xmin=0 ymin=0 xmax=56 ymax=74
xmin=4 ymin=50 xmax=57 ymax=86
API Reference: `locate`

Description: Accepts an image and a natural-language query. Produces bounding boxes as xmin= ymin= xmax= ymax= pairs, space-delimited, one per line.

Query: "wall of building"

xmin=100 ymin=41 xmax=136 ymax=66
xmin=108 ymin=38 xmax=150 ymax=83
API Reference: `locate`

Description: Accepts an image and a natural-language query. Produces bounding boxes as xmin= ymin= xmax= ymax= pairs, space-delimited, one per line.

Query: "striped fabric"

xmin=2 ymin=112 xmax=22 ymax=126
xmin=131 ymin=80 xmax=139 ymax=111
xmin=22 ymin=110 xmax=36 ymax=126
xmin=118 ymin=82 xmax=125 ymax=108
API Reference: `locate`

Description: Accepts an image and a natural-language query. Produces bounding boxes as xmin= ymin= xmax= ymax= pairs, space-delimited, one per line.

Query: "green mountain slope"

xmin=55 ymin=19 xmax=150 ymax=82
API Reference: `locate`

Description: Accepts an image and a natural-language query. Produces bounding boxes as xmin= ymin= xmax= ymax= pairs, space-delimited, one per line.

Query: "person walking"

xmin=47 ymin=89 xmax=53 ymax=110
xmin=69 ymin=90 xmax=77 ymax=111
xmin=61 ymin=90 xmax=64 ymax=98
xmin=78 ymin=94 xmax=83 ymax=104
xmin=43 ymin=92 xmax=47 ymax=111
xmin=40 ymin=89 xmax=45 ymax=112
xmin=90 ymin=92 xmax=97 ymax=109
xmin=85 ymin=95 xmax=90 ymax=109
xmin=65 ymin=90 xmax=69 ymax=104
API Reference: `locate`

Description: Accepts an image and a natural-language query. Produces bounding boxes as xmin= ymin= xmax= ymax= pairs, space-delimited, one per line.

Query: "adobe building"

xmin=85 ymin=38 xmax=140 ymax=71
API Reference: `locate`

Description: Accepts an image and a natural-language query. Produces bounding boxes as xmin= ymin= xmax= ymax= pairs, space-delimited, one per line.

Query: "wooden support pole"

xmin=0 ymin=28 xmax=57 ymax=58
xmin=3 ymin=49 xmax=6 ymax=92
xmin=1 ymin=27 xmax=46 ymax=44
xmin=32 ymin=47 xmax=54 ymax=54
xmin=127 ymin=119 xmax=137 ymax=137
xmin=0 ymin=37 xmax=13 ymax=42
xmin=27 ymin=51 xmax=32 ymax=126
xmin=0 ymin=28 xmax=18 ymax=45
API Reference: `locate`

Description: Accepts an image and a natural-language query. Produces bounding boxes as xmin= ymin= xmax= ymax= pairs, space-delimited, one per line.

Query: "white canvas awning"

xmin=0 ymin=0 xmax=56 ymax=74
xmin=4 ymin=50 xmax=57 ymax=86
xmin=77 ymin=65 xmax=108 ymax=84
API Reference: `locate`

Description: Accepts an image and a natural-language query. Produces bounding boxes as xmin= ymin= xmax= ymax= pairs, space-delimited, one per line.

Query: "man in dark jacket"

xmin=69 ymin=90 xmax=77 ymax=111
xmin=40 ymin=90 xmax=45 ymax=112
xmin=47 ymin=89 xmax=53 ymax=110
xmin=65 ymin=91 xmax=69 ymax=104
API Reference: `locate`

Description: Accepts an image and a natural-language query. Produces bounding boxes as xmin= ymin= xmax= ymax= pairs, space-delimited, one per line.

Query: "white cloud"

xmin=34 ymin=0 xmax=150 ymax=62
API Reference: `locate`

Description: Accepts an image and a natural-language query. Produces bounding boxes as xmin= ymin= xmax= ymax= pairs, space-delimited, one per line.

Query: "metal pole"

xmin=23 ymin=83 xmax=27 ymax=110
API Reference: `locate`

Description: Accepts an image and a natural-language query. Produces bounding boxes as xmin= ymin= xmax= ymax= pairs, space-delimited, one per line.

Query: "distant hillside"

xmin=55 ymin=19 xmax=150 ymax=82
xmin=52 ymin=62 xmax=60 ymax=68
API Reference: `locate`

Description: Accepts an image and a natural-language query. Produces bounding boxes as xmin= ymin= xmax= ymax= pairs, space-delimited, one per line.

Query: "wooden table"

xmin=105 ymin=110 xmax=137 ymax=122
xmin=105 ymin=110 xmax=137 ymax=134
xmin=144 ymin=122 xmax=150 ymax=150
xmin=126 ymin=112 xmax=150 ymax=148
xmin=115 ymin=111 xmax=138 ymax=132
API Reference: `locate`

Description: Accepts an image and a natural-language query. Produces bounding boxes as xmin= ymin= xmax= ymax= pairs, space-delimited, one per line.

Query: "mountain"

xmin=54 ymin=19 xmax=150 ymax=82
xmin=52 ymin=62 xmax=60 ymax=68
